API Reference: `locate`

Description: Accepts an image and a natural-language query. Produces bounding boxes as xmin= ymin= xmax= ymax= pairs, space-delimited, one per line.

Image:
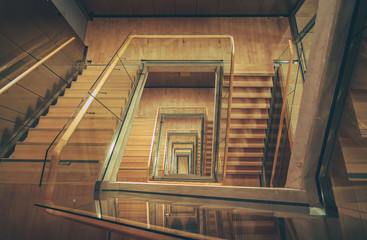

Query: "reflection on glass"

xmin=38 ymin=192 xmax=347 ymax=240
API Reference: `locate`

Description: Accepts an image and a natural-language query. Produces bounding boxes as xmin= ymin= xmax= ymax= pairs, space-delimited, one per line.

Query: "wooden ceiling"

xmin=78 ymin=0 xmax=302 ymax=18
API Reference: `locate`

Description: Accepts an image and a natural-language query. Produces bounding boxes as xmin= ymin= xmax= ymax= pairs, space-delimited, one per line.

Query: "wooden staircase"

xmin=224 ymin=75 xmax=273 ymax=186
xmin=117 ymin=117 xmax=155 ymax=182
xmin=204 ymin=120 xmax=213 ymax=176
xmin=0 ymin=65 xmax=138 ymax=183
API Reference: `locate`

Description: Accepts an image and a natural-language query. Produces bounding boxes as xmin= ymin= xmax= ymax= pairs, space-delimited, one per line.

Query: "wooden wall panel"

xmin=84 ymin=17 xmax=291 ymax=68
xmin=136 ymin=88 xmax=215 ymax=118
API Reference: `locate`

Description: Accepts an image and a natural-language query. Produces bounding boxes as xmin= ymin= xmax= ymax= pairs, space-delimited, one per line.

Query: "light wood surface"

xmin=84 ymin=18 xmax=291 ymax=67
xmin=0 ymin=184 xmax=109 ymax=239
xmin=118 ymin=88 xmax=215 ymax=182
xmin=224 ymin=74 xmax=273 ymax=186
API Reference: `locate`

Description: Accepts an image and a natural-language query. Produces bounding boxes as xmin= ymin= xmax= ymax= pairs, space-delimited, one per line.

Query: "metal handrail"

xmin=0 ymin=37 xmax=75 ymax=95
xmin=44 ymin=34 xmax=235 ymax=198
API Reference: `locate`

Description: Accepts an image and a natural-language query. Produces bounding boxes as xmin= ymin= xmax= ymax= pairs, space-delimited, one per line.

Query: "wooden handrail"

xmin=45 ymin=34 xmax=235 ymax=199
xmin=0 ymin=37 xmax=75 ymax=95
xmin=270 ymin=40 xmax=294 ymax=188
xmin=146 ymin=107 xmax=161 ymax=181
xmin=222 ymin=40 xmax=235 ymax=183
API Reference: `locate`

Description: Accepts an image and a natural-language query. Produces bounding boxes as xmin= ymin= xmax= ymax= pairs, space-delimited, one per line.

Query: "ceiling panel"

xmin=238 ymin=0 xmax=263 ymax=14
xmin=131 ymin=0 xmax=155 ymax=15
xmin=217 ymin=0 xmax=241 ymax=15
xmin=93 ymin=0 xmax=113 ymax=15
xmin=260 ymin=0 xmax=299 ymax=14
xmin=175 ymin=0 xmax=197 ymax=15
xmin=78 ymin=0 xmax=303 ymax=17
xmin=153 ymin=0 xmax=175 ymax=15
xmin=109 ymin=0 xmax=134 ymax=15
xmin=196 ymin=0 xmax=219 ymax=15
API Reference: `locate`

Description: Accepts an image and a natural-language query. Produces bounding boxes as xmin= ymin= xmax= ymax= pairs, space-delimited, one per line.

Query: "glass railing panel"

xmin=54 ymin=103 xmax=119 ymax=184
xmin=119 ymin=35 xmax=233 ymax=67
xmin=36 ymin=191 xmax=344 ymax=240
xmin=217 ymin=70 xmax=229 ymax=182
xmin=295 ymin=0 xmax=318 ymax=33
xmin=37 ymin=41 xmax=142 ymax=201
xmin=0 ymin=35 xmax=84 ymax=157
xmin=262 ymin=41 xmax=303 ymax=187
xmin=0 ymin=61 xmax=74 ymax=156
xmin=297 ymin=27 xmax=314 ymax=75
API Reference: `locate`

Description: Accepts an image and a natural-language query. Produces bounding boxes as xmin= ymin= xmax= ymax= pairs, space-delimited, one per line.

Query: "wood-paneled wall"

xmin=137 ymin=88 xmax=215 ymax=118
xmin=84 ymin=17 xmax=291 ymax=68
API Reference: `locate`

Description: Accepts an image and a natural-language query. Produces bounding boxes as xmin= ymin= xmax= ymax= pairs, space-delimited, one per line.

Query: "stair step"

xmin=47 ymin=106 xmax=123 ymax=117
xmin=85 ymin=65 xmax=139 ymax=73
xmin=37 ymin=116 xmax=118 ymax=129
xmin=229 ymin=113 xmax=268 ymax=120
xmin=56 ymin=97 xmax=126 ymax=107
xmin=228 ymin=152 xmax=264 ymax=157
xmin=0 ymin=161 xmax=101 ymax=184
xmin=120 ymin=162 xmax=148 ymax=169
xmin=228 ymin=143 xmax=264 ymax=148
xmin=226 ymin=170 xmax=261 ymax=174
xmin=229 ymin=103 xmax=270 ymax=109
xmin=229 ymin=133 xmax=266 ymax=139
xmin=230 ymin=123 xmax=267 ymax=129
xmin=25 ymin=128 xmax=114 ymax=144
xmin=71 ymin=82 xmax=131 ymax=90
xmin=63 ymin=89 xmax=129 ymax=98
xmin=123 ymin=150 xmax=151 ymax=157
xmin=76 ymin=75 xmax=132 ymax=83
xmin=227 ymin=161 xmax=262 ymax=166
xmin=12 ymin=142 xmax=108 ymax=160
xmin=232 ymin=91 xmax=271 ymax=99
xmin=233 ymin=80 xmax=273 ymax=88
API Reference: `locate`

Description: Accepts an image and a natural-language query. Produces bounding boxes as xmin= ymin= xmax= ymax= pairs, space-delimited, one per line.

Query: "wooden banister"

xmin=45 ymin=34 xmax=235 ymax=198
xmin=270 ymin=40 xmax=294 ymax=188
xmin=0 ymin=37 xmax=75 ymax=95
xmin=223 ymin=38 xmax=235 ymax=183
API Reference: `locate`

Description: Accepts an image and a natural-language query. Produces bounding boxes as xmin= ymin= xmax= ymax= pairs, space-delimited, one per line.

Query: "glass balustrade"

xmin=35 ymin=190 xmax=343 ymax=240
xmin=262 ymin=41 xmax=303 ymax=187
xmin=0 ymin=35 xmax=84 ymax=157
xmin=38 ymin=33 xmax=234 ymax=204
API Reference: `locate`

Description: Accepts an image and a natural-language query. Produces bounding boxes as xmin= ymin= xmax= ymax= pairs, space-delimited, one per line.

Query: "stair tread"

xmin=226 ymin=170 xmax=261 ymax=174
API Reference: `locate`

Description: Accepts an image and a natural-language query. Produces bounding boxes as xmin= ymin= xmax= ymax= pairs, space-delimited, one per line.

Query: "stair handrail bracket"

xmin=43 ymin=34 xmax=235 ymax=198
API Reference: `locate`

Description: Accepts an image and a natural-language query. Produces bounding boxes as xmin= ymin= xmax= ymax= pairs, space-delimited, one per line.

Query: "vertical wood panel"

xmin=217 ymin=0 xmax=241 ymax=15
xmin=174 ymin=0 xmax=197 ymax=15
xmin=238 ymin=0 xmax=263 ymax=14
xmin=196 ymin=0 xmax=219 ymax=15
xmin=131 ymin=0 xmax=155 ymax=15
xmin=93 ymin=0 xmax=113 ymax=14
xmin=153 ymin=0 xmax=175 ymax=15
xmin=109 ymin=0 xmax=134 ymax=15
